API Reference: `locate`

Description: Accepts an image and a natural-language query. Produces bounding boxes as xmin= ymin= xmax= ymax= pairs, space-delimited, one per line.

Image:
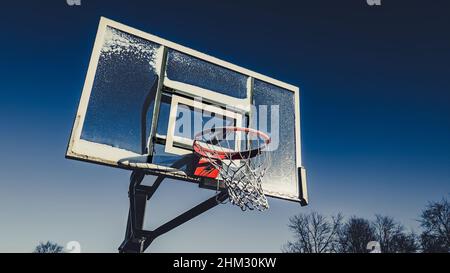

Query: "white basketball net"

xmin=193 ymin=127 xmax=271 ymax=211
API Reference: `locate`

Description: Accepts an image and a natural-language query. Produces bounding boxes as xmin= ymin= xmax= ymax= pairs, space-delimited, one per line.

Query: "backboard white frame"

xmin=66 ymin=17 xmax=307 ymax=205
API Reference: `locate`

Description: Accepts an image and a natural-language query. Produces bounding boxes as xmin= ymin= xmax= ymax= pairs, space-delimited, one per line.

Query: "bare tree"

xmin=284 ymin=212 xmax=343 ymax=253
xmin=419 ymin=198 xmax=450 ymax=253
xmin=338 ymin=217 xmax=376 ymax=253
xmin=392 ymin=231 xmax=419 ymax=253
xmin=372 ymin=215 xmax=418 ymax=253
xmin=33 ymin=241 xmax=64 ymax=253
xmin=372 ymin=215 xmax=400 ymax=253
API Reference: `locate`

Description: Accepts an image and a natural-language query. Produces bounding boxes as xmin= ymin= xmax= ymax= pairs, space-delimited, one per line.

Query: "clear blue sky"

xmin=0 ymin=0 xmax=449 ymax=252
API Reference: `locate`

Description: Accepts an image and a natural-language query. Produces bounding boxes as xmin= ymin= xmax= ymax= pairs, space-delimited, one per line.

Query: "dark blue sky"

xmin=0 ymin=0 xmax=449 ymax=252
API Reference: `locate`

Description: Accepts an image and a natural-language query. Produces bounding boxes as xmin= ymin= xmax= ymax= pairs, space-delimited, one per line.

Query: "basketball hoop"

xmin=193 ymin=127 xmax=272 ymax=211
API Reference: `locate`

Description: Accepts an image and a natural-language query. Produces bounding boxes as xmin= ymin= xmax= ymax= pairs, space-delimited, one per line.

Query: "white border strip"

xmin=165 ymin=95 xmax=243 ymax=155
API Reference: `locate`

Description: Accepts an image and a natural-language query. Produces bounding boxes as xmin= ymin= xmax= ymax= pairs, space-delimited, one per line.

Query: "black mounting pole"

xmin=118 ymin=170 xmax=228 ymax=253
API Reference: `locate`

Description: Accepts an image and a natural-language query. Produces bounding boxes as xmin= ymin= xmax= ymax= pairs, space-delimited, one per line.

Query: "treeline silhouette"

xmin=33 ymin=241 xmax=64 ymax=253
xmin=284 ymin=197 xmax=449 ymax=253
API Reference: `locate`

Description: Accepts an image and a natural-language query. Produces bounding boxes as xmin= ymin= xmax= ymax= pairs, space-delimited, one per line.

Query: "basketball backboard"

xmin=66 ymin=17 xmax=308 ymax=206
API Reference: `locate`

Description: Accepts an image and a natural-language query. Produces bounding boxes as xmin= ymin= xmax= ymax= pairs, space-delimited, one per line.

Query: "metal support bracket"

xmin=118 ymin=170 xmax=228 ymax=253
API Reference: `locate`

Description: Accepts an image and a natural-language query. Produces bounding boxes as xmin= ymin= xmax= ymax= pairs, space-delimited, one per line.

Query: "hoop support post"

xmin=119 ymin=170 xmax=228 ymax=253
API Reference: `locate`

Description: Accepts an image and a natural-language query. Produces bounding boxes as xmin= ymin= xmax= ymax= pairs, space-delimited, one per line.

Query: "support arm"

xmin=119 ymin=170 xmax=228 ymax=253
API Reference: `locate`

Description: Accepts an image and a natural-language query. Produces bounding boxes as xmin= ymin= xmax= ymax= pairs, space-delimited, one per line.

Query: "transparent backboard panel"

xmin=252 ymin=80 xmax=299 ymax=199
xmin=81 ymin=27 xmax=161 ymax=154
xmin=166 ymin=49 xmax=248 ymax=99
xmin=67 ymin=18 xmax=305 ymax=205
xmin=151 ymin=143 xmax=189 ymax=169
